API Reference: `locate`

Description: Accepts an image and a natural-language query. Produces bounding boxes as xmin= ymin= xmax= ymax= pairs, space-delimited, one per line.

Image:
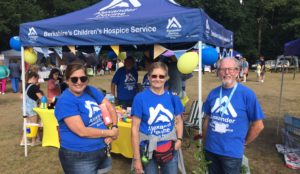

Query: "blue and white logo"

xmin=148 ymin=104 xmax=173 ymax=125
xmin=211 ymin=96 xmax=237 ymax=117
xmin=28 ymin=27 xmax=38 ymax=42
xmin=147 ymin=104 xmax=174 ymax=136
xmin=166 ymin=17 xmax=182 ymax=39
xmin=91 ymin=0 xmax=141 ymax=19
xmin=100 ymin=0 xmax=141 ymax=11
xmin=205 ymin=19 xmax=210 ymax=38
xmin=166 ymin=17 xmax=181 ymax=29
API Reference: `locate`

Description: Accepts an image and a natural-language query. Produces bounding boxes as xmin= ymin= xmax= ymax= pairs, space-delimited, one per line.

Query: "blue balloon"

xmin=107 ymin=51 xmax=117 ymax=59
xmin=202 ymin=47 xmax=218 ymax=65
xmin=9 ymin=36 xmax=21 ymax=51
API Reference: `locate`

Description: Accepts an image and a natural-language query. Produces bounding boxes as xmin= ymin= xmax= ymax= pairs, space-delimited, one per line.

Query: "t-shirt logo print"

xmin=125 ymin=73 xmax=136 ymax=83
xmin=211 ymin=96 xmax=237 ymax=117
xmin=148 ymin=104 xmax=173 ymax=125
xmin=85 ymin=101 xmax=100 ymax=118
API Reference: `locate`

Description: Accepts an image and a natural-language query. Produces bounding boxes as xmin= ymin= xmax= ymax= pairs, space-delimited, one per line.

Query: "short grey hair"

xmin=216 ymin=57 xmax=240 ymax=70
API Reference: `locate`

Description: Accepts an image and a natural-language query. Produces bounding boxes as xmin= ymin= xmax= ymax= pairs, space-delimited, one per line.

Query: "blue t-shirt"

xmin=131 ymin=89 xmax=184 ymax=145
xmin=203 ymin=83 xmax=264 ymax=158
xmin=112 ymin=67 xmax=138 ymax=100
xmin=55 ymin=86 xmax=107 ymax=152
xmin=142 ymin=73 xmax=150 ymax=90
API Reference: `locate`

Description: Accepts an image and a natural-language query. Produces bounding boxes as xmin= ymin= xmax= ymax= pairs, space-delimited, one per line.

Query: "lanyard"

xmin=219 ymin=83 xmax=238 ymax=117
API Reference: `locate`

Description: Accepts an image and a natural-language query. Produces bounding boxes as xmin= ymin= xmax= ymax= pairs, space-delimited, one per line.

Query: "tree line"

xmin=1 ymin=0 xmax=299 ymax=64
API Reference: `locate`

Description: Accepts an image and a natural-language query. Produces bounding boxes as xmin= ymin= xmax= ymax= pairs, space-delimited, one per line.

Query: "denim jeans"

xmin=143 ymin=150 xmax=178 ymax=174
xmin=11 ymin=77 xmax=20 ymax=93
xmin=59 ymin=147 xmax=109 ymax=174
xmin=205 ymin=150 xmax=242 ymax=174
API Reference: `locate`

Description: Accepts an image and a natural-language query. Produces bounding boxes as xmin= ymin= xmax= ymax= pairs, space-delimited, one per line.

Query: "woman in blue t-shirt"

xmin=131 ymin=62 xmax=184 ymax=174
xmin=55 ymin=62 xmax=119 ymax=174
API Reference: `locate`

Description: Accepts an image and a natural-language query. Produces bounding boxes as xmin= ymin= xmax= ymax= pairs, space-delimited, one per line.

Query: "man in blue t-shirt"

xmin=202 ymin=57 xmax=264 ymax=174
xmin=111 ymin=56 xmax=138 ymax=108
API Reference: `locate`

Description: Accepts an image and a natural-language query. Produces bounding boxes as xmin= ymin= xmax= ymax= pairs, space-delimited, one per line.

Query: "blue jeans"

xmin=59 ymin=147 xmax=110 ymax=174
xmin=205 ymin=150 xmax=242 ymax=174
xmin=11 ymin=77 xmax=20 ymax=93
xmin=143 ymin=150 xmax=178 ymax=174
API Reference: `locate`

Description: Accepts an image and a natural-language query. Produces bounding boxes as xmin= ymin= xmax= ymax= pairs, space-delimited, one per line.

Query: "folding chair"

xmin=183 ymin=100 xmax=203 ymax=148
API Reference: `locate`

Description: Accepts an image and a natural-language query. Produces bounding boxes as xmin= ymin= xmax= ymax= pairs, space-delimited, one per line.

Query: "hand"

xmin=174 ymin=140 xmax=182 ymax=150
xmin=111 ymin=135 xmax=118 ymax=140
xmin=133 ymin=159 xmax=144 ymax=174
xmin=110 ymin=127 xmax=119 ymax=137
xmin=104 ymin=137 xmax=113 ymax=144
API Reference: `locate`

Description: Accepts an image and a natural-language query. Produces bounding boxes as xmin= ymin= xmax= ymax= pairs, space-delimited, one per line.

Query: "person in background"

xmin=0 ymin=60 xmax=10 ymax=95
xmin=111 ymin=56 xmax=138 ymax=108
xmin=20 ymin=72 xmax=44 ymax=146
xmin=258 ymin=56 xmax=266 ymax=83
xmin=47 ymin=68 xmax=61 ymax=102
xmin=142 ymin=58 xmax=153 ymax=90
xmin=9 ymin=59 xmax=21 ymax=93
xmin=256 ymin=62 xmax=262 ymax=82
xmin=117 ymin=59 xmax=124 ymax=71
xmin=165 ymin=56 xmax=184 ymax=98
xmin=107 ymin=60 xmax=113 ymax=74
xmin=240 ymin=58 xmax=249 ymax=82
xmin=131 ymin=62 xmax=184 ymax=174
xmin=55 ymin=62 xmax=119 ymax=174
xmin=202 ymin=57 xmax=264 ymax=174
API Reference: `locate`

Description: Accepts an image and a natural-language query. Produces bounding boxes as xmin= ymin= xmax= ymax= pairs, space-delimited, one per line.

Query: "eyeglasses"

xmin=151 ymin=74 xmax=165 ymax=79
xmin=218 ymin=67 xmax=239 ymax=73
xmin=70 ymin=76 xmax=88 ymax=83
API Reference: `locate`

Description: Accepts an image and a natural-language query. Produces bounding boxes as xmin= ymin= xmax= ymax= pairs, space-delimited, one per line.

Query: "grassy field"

xmin=0 ymin=70 xmax=299 ymax=174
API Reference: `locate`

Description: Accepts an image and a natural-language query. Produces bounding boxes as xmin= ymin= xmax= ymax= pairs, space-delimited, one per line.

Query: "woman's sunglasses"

xmin=70 ymin=76 xmax=88 ymax=83
xmin=151 ymin=74 xmax=165 ymax=79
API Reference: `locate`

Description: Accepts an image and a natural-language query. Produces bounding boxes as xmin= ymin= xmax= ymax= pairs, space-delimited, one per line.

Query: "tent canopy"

xmin=20 ymin=0 xmax=233 ymax=48
xmin=284 ymin=38 xmax=300 ymax=56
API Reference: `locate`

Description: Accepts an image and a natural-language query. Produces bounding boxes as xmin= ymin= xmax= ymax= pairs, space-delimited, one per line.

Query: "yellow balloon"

xmin=24 ymin=49 xmax=37 ymax=65
xmin=177 ymin=52 xmax=199 ymax=74
xmin=118 ymin=52 xmax=127 ymax=60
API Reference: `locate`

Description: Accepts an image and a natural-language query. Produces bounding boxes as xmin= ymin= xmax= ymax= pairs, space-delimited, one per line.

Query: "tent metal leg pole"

xmin=197 ymin=41 xmax=202 ymax=140
xmin=277 ymin=63 xmax=285 ymax=136
xmin=21 ymin=46 xmax=28 ymax=157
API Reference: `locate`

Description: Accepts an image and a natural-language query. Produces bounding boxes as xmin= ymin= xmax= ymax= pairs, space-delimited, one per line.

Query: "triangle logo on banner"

xmin=174 ymin=50 xmax=186 ymax=60
xmin=111 ymin=45 xmax=119 ymax=56
xmin=154 ymin=44 xmax=167 ymax=59
xmin=94 ymin=46 xmax=102 ymax=56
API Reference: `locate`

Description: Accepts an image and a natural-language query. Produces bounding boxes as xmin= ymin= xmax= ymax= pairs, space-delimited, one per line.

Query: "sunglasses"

xmin=70 ymin=76 xmax=88 ymax=83
xmin=151 ymin=74 xmax=165 ymax=79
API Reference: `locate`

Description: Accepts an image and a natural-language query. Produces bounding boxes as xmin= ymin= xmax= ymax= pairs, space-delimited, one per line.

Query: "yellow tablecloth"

xmin=111 ymin=120 xmax=133 ymax=158
xmin=33 ymin=108 xmax=60 ymax=148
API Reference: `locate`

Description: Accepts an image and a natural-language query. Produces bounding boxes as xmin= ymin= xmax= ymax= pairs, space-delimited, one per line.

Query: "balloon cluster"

xmin=9 ymin=36 xmax=21 ymax=51
xmin=176 ymin=47 xmax=219 ymax=74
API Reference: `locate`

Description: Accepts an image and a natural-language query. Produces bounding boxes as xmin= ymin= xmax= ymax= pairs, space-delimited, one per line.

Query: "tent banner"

xmin=154 ymin=44 xmax=167 ymax=59
xmin=94 ymin=46 xmax=102 ymax=56
xmin=20 ymin=0 xmax=233 ymax=48
xmin=53 ymin=47 xmax=62 ymax=59
xmin=111 ymin=45 xmax=119 ymax=56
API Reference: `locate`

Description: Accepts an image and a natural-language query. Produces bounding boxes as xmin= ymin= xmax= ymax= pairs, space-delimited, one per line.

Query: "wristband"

xmin=177 ymin=138 xmax=183 ymax=142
